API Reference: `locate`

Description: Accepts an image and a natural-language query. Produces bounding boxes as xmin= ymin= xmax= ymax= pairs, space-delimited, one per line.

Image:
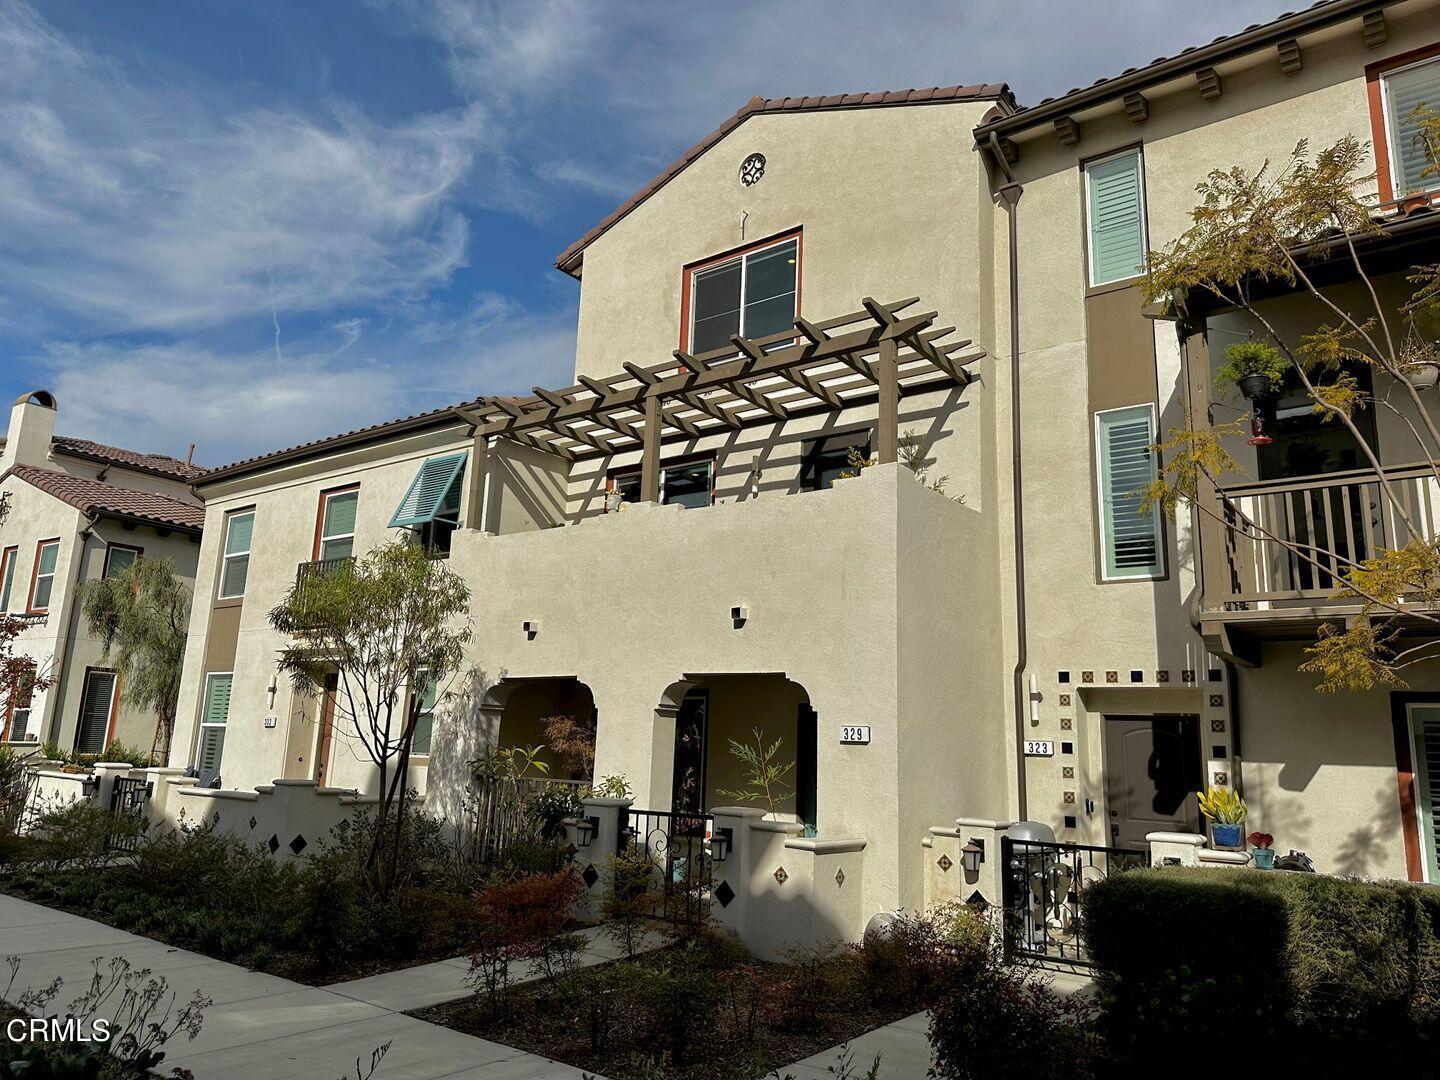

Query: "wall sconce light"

xmin=710 ymin=826 xmax=733 ymax=862
xmin=81 ymin=775 xmax=99 ymax=798
xmin=522 ymin=619 xmax=540 ymax=640
xmin=730 ymin=605 xmax=748 ymax=629
xmin=575 ymin=816 xmax=598 ymax=848
xmin=267 ymin=673 xmax=278 ymax=710
xmin=1028 ymin=674 xmax=1041 ymax=726
xmin=961 ymin=838 xmax=985 ymax=875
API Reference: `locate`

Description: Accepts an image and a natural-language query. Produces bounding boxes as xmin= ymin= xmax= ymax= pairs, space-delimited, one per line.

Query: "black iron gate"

xmin=1000 ymin=837 xmax=1147 ymax=966
xmin=106 ymin=776 xmax=151 ymax=852
xmin=619 ymin=808 xmax=714 ymax=925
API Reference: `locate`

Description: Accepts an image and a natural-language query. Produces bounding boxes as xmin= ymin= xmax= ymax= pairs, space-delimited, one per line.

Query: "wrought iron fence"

xmin=106 ymin=776 xmax=151 ymax=853
xmin=0 ymin=745 xmax=39 ymax=837
xmin=465 ymin=773 xmax=589 ymax=867
xmin=618 ymin=807 xmax=714 ymax=926
xmin=1000 ymin=837 xmax=1148 ymax=967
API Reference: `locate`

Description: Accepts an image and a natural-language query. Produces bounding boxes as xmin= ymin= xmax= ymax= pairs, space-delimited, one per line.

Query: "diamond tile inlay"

xmin=1210 ymin=694 xmax=1225 ymax=708
xmin=715 ymin=880 xmax=736 ymax=907
xmin=289 ymin=834 xmax=308 ymax=855
xmin=248 ymin=816 xmax=258 ymax=830
xmin=1105 ymin=670 xmax=1118 ymax=683
xmin=1060 ymin=717 xmax=1073 ymax=730
xmin=267 ymin=834 xmax=280 ymax=855
xmin=773 ymin=866 xmax=789 ymax=885
xmin=1062 ymin=766 xmax=1075 ymax=779
xmin=1214 ymin=771 xmax=1230 ymax=786
xmin=1211 ymin=717 xmax=1226 ymax=732
xmin=937 ymin=853 xmax=953 ymax=873
xmin=1063 ymin=791 xmax=1076 ymax=804
xmin=1156 ymin=670 xmax=1170 ymax=683
xmin=582 ymin=864 xmax=599 ymax=889
xmin=1081 ymin=671 xmax=1094 ymax=684
xmin=835 ymin=868 xmax=845 ymax=887
xmin=1182 ymin=669 xmax=1197 ymax=683
xmin=1059 ymin=694 xmax=1071 ymax=706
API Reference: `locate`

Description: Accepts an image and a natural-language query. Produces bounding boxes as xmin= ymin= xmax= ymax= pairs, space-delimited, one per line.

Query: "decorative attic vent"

xmin=740 ymin=153 xmax=766 ymax=187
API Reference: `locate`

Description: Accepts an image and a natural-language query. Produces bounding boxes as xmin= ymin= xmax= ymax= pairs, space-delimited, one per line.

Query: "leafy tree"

xmin=0 ymin=614 xmax=52 ymax=741
xmin=79 ymin=556 xmax=191 ymax=763
xmin=1144 ymin=123 xmax=1440 ymax=691
xmin=717 ymin=727 xmax=796 ymax=815
xmin=268 ymin=539 xmax=470 ymax=891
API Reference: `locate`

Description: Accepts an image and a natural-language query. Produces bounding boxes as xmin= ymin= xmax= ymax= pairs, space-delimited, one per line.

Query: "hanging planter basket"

xmin=1236 ymin=374 xmax=1274 ymax=402
xmin=1408 ymin=364 xmax=1440 ymax=390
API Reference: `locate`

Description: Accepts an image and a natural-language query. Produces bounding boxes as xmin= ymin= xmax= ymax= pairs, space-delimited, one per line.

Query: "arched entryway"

xmin=656 ymin=674 xmax=818 ymax=835
xmin=477 ymin=676 xmax=598 ymax=782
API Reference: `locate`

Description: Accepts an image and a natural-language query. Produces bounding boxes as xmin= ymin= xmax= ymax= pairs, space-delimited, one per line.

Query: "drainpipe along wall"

xmin=989 ymin=132 xmax=1028 ymax=821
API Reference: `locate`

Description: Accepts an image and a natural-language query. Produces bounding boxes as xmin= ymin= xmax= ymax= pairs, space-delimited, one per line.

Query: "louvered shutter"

xmin=197 ymin=674 xmax=232 ymax=786
xmin=1098 ymin=406 xmax=1162 ymax=578
xmin=1384 ymin=59 xmax=1440 ymax=196
xmin=75 ymin=671 xmax=115 ymax=754
xmin=1087 ymin=151 xmax=1146 ymax=285
xmin=389 ymin=453 xmax=468 ymax=528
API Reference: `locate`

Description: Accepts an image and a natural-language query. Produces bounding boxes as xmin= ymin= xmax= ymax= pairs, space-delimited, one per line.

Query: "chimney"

xmin=185 ymin=443 xmax=196 ymax=466
xmin=0 ymin=391 xmax=58 ymax=473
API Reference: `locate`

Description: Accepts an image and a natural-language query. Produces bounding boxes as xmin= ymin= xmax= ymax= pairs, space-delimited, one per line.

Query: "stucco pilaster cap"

xmin=1146 ymin=831 xmax=1207 ymax=846
xmin=955 ymin=817 xmax=1016 ymax=831
xmin=710 ymin=806 xmax=766 ymax=819
xmin=581 ymin=796 xmax=634 ymax=809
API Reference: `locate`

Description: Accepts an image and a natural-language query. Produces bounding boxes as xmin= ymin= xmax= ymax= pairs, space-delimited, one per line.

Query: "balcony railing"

xmin=294 ymin=556 xmax=354 ymax=587
xmin=1208 ymin=463 xmax=1439 ymax=607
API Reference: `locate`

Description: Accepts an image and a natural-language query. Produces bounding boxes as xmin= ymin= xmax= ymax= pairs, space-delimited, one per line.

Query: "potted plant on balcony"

xmin=1216 ymin=341 xmax=1288 ymax=402
xmin=1198 ymin=786 xmax=1247 ymax=850
xmin=1248 ymin=831 xmax=1276 ymax=869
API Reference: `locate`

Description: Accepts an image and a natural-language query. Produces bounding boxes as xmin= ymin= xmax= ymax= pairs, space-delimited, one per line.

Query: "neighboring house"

xmin=0 ymin=391 xmax=205 ymax=757
xmin=168 ymin=0 xmax=1440 ymax=928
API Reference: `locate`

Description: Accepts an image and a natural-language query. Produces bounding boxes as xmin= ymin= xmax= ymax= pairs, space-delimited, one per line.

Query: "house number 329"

xmin=840 ymin=726 xmax=871 ymax=745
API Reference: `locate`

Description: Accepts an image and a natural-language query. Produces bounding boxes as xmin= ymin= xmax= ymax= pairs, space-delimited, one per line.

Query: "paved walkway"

xmin=0 ymin=893 xmax=610 ymax=1079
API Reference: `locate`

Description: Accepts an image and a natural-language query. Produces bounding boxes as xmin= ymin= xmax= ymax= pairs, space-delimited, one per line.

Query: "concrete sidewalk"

xmin=0 ymin=893 xmax=600 ymax=1079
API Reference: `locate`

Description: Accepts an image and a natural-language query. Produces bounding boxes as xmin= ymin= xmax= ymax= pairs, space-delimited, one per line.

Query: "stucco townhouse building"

xmin=169 ymin=0 xmax=1440 ymax=930
xmin=0 ymin=391 xmax=205 ymax=757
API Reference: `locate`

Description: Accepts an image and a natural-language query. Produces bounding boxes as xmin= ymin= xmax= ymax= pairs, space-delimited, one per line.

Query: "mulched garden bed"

xmin=417 ymin=933 xmax=934 ymax=1080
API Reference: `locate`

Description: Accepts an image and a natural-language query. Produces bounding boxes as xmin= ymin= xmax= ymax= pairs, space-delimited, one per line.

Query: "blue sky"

xmin=0 ymin=0 xmax=1298 ymax=466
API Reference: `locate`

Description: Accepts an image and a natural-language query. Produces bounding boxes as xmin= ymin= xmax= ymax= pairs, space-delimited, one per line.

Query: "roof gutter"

xmin=974 ymin=0 xmax=1399 ymax=141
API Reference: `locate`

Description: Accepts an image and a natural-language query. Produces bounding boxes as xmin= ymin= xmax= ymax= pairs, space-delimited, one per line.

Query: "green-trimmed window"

xmin=319 ymin=490 xmax=359 ymax=562
xmin=1381 ymin=56 xmax=1440 ymax=198
xmin=1085 ymin=148 xmax=1147 ymax=286
xmin=75 ymin=669 xmax=115 ymax=754
xmin=0 ymin=546 xmax=16 ymax=611
xmin=411 ymin=671 xmax=438 ymax=757
xmin=197 ymin=672 xmax=232 ymax=786
xmin=1096 ymin=404 xmax=1163 ymax=580
xmin=29 ymin=540 xmax=59 ymax=612
xmin=390 ymin=453 xmax=466 ymax=555
xmin=218 ymin=511 xmax=254 ymax=599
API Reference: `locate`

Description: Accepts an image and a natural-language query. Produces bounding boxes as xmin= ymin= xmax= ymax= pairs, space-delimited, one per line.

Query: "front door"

xmin=315 ymin=673 xmax=339 ymax=786
xmin=671 ymin=689 xmax=709 ymax=814
xmin=1103 ymin=714 xmax=1203 ymax=849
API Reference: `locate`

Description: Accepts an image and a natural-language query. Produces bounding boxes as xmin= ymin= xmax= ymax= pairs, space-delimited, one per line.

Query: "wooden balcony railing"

xmin=1206 ymin=462 xmax=1440 ymax=608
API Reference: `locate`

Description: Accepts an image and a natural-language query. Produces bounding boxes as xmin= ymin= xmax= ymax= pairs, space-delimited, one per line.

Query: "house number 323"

xmin=840 ymin=726 xmax=872 ymax=745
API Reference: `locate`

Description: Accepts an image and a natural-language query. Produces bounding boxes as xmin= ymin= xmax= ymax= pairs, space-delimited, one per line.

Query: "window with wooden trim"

xmin=103 ymin=544 xmax=141 ymax=580
xmin=0 ymin=546 xmax=16 ymax=612
xmin=218 ymin=510 xmax=254 ymax=600
xmin=607 ymin=457 xmax=714 ymax=510
xmin=1085 ymin=148 xmax=1147 ymax=287
xmin=317 ymin=488 xmax=359 ymax=562
xmin=1378 ymin=54 xmax=1440 ymax=199
xmin=28 ymin=540 xmax=59 ymax=613
xmin=1095 ymin=404 xmax=1163 ymax=580
xmin=75 ymin=669 xmax=116 ymax=754
xmin=197 ymin=672 xmax=232 ymax=786
xmin=3 ymin=659 xmax=36 ymax=742
xmin=685 ymin=233 xmax=800 ymax=354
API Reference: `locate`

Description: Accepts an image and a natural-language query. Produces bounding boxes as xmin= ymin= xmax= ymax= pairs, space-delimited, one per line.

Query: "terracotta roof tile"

xmin=49 ymin=437 xmax=207 ymax=481
xmin=554 ymin=83 xmax=1016 ymax=274
xmin=6 ymin=464 xmax=204 ymax=531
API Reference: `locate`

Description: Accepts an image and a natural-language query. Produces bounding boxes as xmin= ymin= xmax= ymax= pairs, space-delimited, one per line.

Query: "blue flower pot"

xmin=1253 ymin=848 xmax=1275 ymax=870
xmin=1211 ymin=823 xmax=1243 ymax=849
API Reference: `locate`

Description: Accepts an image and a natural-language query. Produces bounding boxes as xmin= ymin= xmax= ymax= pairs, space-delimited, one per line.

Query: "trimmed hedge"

xmin=1081 ymin=867 xmax=1440 ymax=1069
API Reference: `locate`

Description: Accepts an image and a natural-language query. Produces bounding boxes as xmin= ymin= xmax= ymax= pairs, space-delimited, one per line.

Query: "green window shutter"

xmin=1385 ymin=59 xmax=1440 ymax=196
xmin=389 ymin=453 xmax=468 ymax=528
xmin=197 ymin=673 xmax=232 ymax=786
xmin=75 ymin=671 xmax=115 ymax=754
xmin=197 ymin=728 xmax=226 ymax=784
xmin=203 ymin=674 xmax=233 ymax=727
xmin=1413 ymin=705 xmax=1440 ymax=882
xmin=1098 ymin=406 xmax=1162 ymax=579
xmin=1088 ymin=151 xmax=1146 ymax=285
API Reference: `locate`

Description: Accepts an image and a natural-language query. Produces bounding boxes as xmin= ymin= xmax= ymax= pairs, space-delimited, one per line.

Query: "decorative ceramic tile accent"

xmin=1209 ymin=694 xmax=1224 ymax=708
xmin=835 ymin=868 xmax=845 ymax=887
xmin=1214 ymin=771 xmax=1230 ymax=786
xmin=1063 ymin=791 xmax=1076 ymax=804
xmin=267 ymin=834 xmax=280 ymax=854
xmin=937 ymin=853 xmax=953 ymax=873
xmin=1061 ymin=742 xmax=1074 ymax=754
xmin=1211 ymin=717 xmax=1226 ymax=732
xmin=774 ymin=866 xmax=789 ymax=885
xmin=715 ymin=880 xmax=735 ymax=907
xmin=1130 ymin=670 xmax=1143 ymax=683
xmin=1208 ymin=669 xmax=1223 ymax=683
xmin=1081 ymin=671 xmax=1094 ymax=684
xmin=248 ymin=816 xmax=257 ymax=830
xmin=1060 ymin=717 xmax=1073 ymax=730
xmin=212 ymin=811 xmax=221 ymax=825
xmin=1063 ymin=815 xmax=1077 ymax=828
xmin=1182 ymin=669 xmax=1196 ymax=683
xmin=582 ymin=864 xmax=599 ymax=889
xmin=1105 ymin=670 xmax=1118 ymax=683
xmin=289 ymin=834 xmax=308 ymax=855
xmin=1156 ymin=670 xmax=1170 ymax=683
xmin=966 ymin=891 xmax=988 ymax=910
xmin=1058 ymin=671 xmax=1071 ymax=684
xmin=1062 ymin=766 xmax=1075 ymax=779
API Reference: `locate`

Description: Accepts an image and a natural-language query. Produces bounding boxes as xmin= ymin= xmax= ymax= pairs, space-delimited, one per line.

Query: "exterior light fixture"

xmin=575 ymin=816 xmax=597 ymax=848
xmin=522 ymin=619 xmax=540 ymax=640
xmin=961 ymin=838 xmax=985 ymax=875
xmin=81 ymin=774 xmax=100 ymax=798
xmin=711 ymin=827 xmax=733 ymax=862
xmin=730 ymin=605 xmax=748 ymax=629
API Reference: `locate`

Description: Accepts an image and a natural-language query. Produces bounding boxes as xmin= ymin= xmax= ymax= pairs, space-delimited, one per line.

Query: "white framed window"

xmin=1085 ymin=148 xmax=1147 ymax=287
xmin=75 ymin=669 xmax=116 ymax=754
xmin=687 ymin=235 xmax=799 ymax=354
xmin=317 ymin=488 xmax=359 ymax=562
xmin=218 ymin=510 xmax=254 ymax=600
xmin=1095 ymin=404 xmax=1164 ymax=580
xmin=608 ymin=457 xmax=714 ymax=510
xmin=1379 ymin=55 xmax=1440 ymax=198
xmin=4 ymin=659 xmax=36 ymax=742
xmin=197 ymin=672 xmax=232 ymax=786
xmin=28 ymin=540 xmax=59 ymax=613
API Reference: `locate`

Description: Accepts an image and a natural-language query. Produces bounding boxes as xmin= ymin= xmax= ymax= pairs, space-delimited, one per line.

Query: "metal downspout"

xmin=990 ymin=132 xmax=1028 ymax=820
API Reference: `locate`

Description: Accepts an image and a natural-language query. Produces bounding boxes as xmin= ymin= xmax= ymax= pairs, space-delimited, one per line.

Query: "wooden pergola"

xmin=456 ymin=296 xmax=984 ymax=527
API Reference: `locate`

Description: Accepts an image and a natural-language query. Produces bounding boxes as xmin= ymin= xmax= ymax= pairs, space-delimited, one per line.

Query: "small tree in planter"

xmin=1249 ymin=831 xmax=1276 ymax=869
xmin=269 ymin=539 xmax=471 ymax=893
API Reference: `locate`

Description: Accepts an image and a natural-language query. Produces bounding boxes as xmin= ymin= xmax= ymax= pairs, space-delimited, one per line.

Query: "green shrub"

xmin=1081 ymin=867 xmax=1440 ymax=1068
